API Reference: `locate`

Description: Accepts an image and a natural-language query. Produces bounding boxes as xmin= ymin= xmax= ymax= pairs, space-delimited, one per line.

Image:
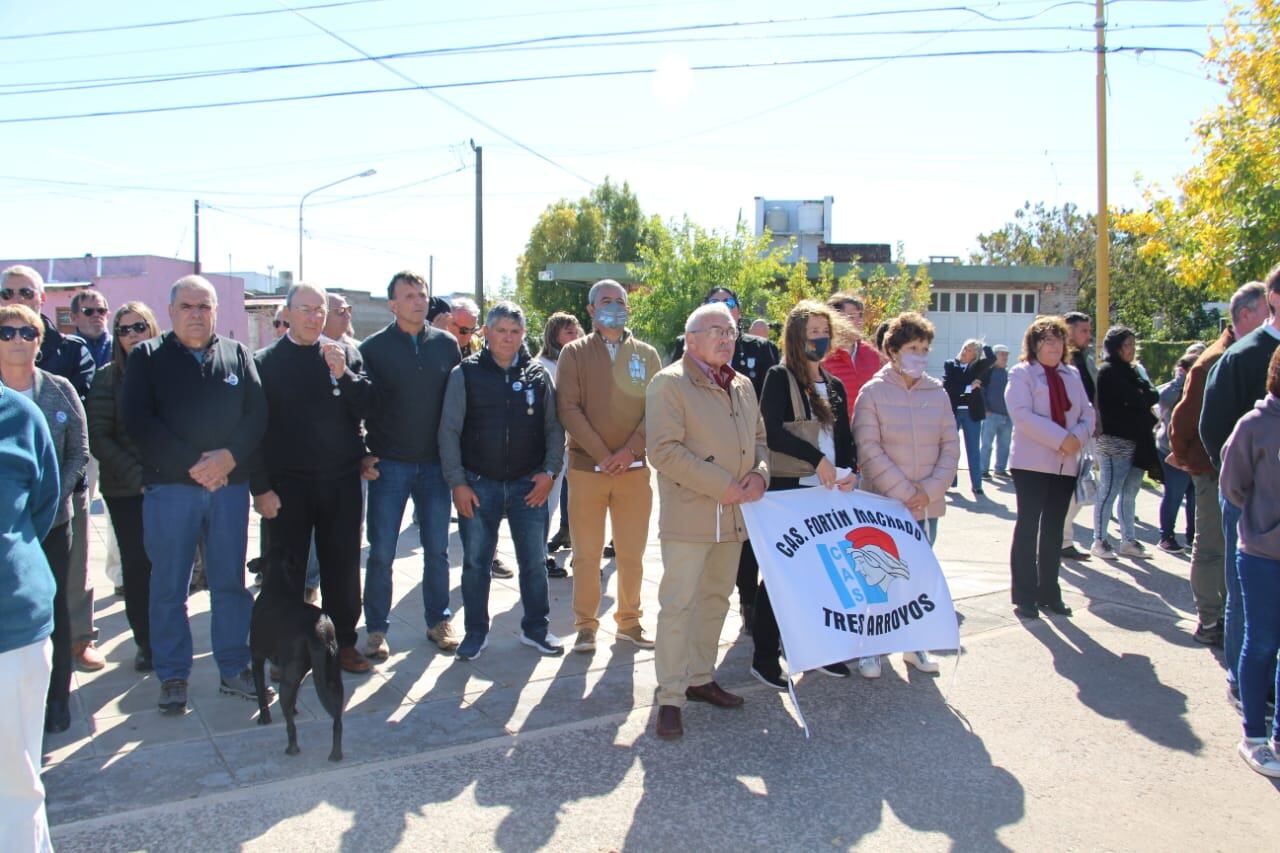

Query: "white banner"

xmin=741 ymin=488 xmax=960 ymax=675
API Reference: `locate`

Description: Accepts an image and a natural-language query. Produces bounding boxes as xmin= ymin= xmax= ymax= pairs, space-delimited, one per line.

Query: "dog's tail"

xmin=315 ymin=614 xmax=338 ymax=658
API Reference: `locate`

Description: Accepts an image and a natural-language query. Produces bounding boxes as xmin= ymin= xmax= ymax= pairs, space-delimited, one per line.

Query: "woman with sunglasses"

xmin=87 ymin=302 xmax=160 ymax=672
xmin=0 ymin=304 xmax=89 ymax=734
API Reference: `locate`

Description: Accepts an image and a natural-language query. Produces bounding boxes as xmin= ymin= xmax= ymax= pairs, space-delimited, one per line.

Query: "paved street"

xmin=45 ymin=471 xmax=1276 ymax=851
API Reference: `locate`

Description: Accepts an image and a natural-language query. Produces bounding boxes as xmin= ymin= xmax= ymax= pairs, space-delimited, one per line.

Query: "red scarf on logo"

xmin=1044 ymin=362 xmax=1069 ymax=428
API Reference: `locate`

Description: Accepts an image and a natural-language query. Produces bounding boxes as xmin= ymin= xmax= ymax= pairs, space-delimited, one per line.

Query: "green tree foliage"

xmin=861 ymin=246 xmax=932 ymax=333
xmin=514 ymin=178 xmax=652 ymax=325
xmin=1117 ymin=0 xmax=1280 ymax=293
xmin=972 ymin=202 xmax=1216 ymax=340
xmin=627 ymin=217 xmax=789 ymax=356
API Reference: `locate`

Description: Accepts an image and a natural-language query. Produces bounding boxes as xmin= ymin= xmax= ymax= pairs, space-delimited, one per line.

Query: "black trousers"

xmin=1010 ymin=469 xmax=1077 ymax=608
xmin=42 ymin=522 xmax=72 ymax=704
xmin=104 ymin=495 xmax=151 ymax=652
xmin=737 ymin=540 xmax=759 ymax=607
xmin=265 ymin=472 xmax=363 ymax=648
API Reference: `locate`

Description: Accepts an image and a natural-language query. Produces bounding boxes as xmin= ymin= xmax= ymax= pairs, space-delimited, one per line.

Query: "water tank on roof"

xmin=765 ymin=207 xmax=789 ymax=233
xmin=796 ymin=202 xmax=824 ymax=233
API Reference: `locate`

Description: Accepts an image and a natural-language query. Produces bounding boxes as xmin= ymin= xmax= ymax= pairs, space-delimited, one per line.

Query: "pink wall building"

xmin=0 ymin=255 xmax=248 ymax=341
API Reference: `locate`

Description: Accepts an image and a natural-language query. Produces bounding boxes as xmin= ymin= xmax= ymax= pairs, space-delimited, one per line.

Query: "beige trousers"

xmin=568 ymin=466 xmax=652 ymax=632
xmin=654 ymin=538 xmax=742 ymax=707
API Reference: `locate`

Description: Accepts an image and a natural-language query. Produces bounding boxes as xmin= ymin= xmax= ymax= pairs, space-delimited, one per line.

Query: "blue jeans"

xmin=143 ymin=482 xmax=253 ymax=681
xmin=457 ymin=473 xmax=550 ymax=641
xmin=1222 ymin=493 xmax=1244 ymax=688
xmin=364 ymin=459 xmax=452 ymax=635
xmin=955 ymin=408 xmax=983 ymax=491
xmin=1094 ymin=452 xmax=1143 ymax=545
xmin=979 ymin=412 xmax=1012 ymax=475
xmin=1158 ymin=459 xmax=1195 ymax=541
xmin=1236 ymin=550 xmax=1280 ymax=740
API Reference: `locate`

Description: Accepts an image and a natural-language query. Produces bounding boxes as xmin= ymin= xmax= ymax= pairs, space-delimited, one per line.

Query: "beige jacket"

xmin=853 ymin=364 xmax=960 ymax=520
xmin=645 ymin=354 xmax=769 ymax=543
xmin=556 ymin=330 xmax=663 ymax=472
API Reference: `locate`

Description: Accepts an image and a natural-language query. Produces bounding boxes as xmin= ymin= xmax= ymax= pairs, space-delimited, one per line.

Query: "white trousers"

xmin=0 ymin=638 xmax=53 ymax=853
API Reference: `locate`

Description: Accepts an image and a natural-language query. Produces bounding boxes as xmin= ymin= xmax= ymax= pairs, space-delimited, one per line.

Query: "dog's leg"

xmin=328 ymin=713 xmax=343 ymax=762
xmin=252 ymin=655 xmax=271 ymax=725
xmin=313 ymin=653 xmax=345 ymax=762
xmin=280 ymin=676 xmax=301 ymax=756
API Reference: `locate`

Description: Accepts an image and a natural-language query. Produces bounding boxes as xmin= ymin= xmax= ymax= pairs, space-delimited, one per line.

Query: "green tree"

xmin=862 ymin=248 xmax=932 ymax=333
xmin=973 ymin=202 xmax=1216 ymax=340
xmin=514 ymin=178 xmax=651 ymax=324
xmin=627 ymin=217 xmax=789 ymax=356
xmin=1116 ymin=0 xmax=1280 ymax=293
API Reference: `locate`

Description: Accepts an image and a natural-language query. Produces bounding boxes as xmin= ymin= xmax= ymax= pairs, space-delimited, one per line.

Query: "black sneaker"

xmin=750 ymin=664 xmax=787 ymax=690
xmin=1193 ymin=620 xmax=1223 ymax=647
xmin=603 ymin=541 xmax=616 ymax=558
xmin=159 ymin=678 xmax=189 ymax=714
xmin=1061 ymin=544 xmax=1091 ymax=561
xmin=220 ymin=668 xmax=275 ymax=702
xmin=819 ymin=662 xmax=851 ymax=678
xmin=547 ymin=528 xmax=571 ymax=553
xmin=491 ymin=558 xmax=514 ymax=579
xmin=546 ymin=557 xmax=568 ymax=578
xmin=1157 ymin=537 xmax=1184 ymax=554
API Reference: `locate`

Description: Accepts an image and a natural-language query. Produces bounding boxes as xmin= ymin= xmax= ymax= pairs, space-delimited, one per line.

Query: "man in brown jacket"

xmin=556 ymin=280 xmax=663 ymax=653
xmin=1167 ymin=280 xmax=1268 ymax=646
xmin=646 ymin=303 xmax=769 ymax=740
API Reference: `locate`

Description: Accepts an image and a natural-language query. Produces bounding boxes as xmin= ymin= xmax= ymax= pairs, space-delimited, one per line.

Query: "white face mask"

xmin=897 ymin=353 xmax=929 ymax=379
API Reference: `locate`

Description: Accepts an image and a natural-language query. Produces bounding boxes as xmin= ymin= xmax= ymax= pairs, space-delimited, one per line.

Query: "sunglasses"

xmin=78 ymin=306 xmax=110 ymax=317
xmin=0 ymin=287 xmax=37 ymax=301
xmin=116 ymin=321 xmax=150 ymax=336
xmin=273 ymin=320 xmax=289 ymax=329
xmin=455 ymin=326 xmax=476 ymax=335
xmin=706 ymin=296 xmax=739 ymax=310
xmin=0 ymin=324 xmax=39 ymax=342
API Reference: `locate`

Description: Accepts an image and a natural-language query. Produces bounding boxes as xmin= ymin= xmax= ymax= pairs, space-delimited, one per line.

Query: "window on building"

xmin=984 ymin=293 xmax=994 ymax=313
xmin=1011 ymin=294 xmax=1022 ymax=313
xmin=968 ymin=293 xmax=980 ymax=312
xmin=996 ymin=294 xmax=1007 ymax=313
xmin=1025 ymin=292 xmax=1036 ymax=314
xmin=928 ymin=292 xmax=938 ymax=311
xmin=939 ymin=292 xmax=951 ymax=312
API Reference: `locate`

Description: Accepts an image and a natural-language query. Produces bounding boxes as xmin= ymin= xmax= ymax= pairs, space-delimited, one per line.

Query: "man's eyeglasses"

xmin=332 ymin=306 xmax=352 ymax=316
xmin=689 ymin=325 xmax=739 ymax=341
xmin=78 ymin=307 xmax=110 ymax=317
xmin=455 ymin=326 xmax=476 ymax=336
xmin=116 ymin=322 xmax=150 ymax=336
xmin=273 ymin=320 xmax=289 ymax=329
xmin=706 ymin=296 xmax=739 ymax=310
xmin=0 ymin=325 xmax=39 ymax=342
xmin=0 ymin=287 xmax=37 ymax=301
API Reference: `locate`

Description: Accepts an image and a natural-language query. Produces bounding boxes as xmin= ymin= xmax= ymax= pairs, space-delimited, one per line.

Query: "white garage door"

xmin=924 ymin=290 xmax=1039 ymax=377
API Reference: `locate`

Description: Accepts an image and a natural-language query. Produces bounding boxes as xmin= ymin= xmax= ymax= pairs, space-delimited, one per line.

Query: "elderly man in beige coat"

xmin=645 ymin=302 xmax=769 ymax=740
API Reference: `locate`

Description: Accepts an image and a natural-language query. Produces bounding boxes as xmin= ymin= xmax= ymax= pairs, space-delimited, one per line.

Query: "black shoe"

xmin=819 ymin=661 xmax=851 ymax=678
xmin=44 ymin=697 xmax=71 ymax=733
xmin=1060 ymin=544 xmax=1091 ymax=560
xmin=548 ymin=528 xmax=572 ymax=553
xmin=113 ymin=584 xmax=126 ymax=597
xmin=491 ymin=558 xmax=514 ymax=579
xmin=1014 ymin=605 xmax=1041 ymax=620
xmin=134 ymin=646 xmax=154 ymax=672
xmin=1039 ymin=601 xmax=1073 ymax=617
xmin=603 ymin=541 xmax=616 ymax=558
xmin=1193 ymin=620 xmax=1223 ymax=647
xmin=740 ymin=602 xmax=755 ymax=635
xmin=750 ymin=664 xmax=787 ymax=690
xmin=546 ymin=556 xmax=568 ymax=579
xmin=159 ymin=679 xmax=189 ymax=714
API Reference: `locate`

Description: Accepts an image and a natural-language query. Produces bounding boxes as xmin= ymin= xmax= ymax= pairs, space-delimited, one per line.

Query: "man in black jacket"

xmin=359 ymin=271 xmax=461 ymax=660
xmin=1060 ymin=312 xmax=1098 ymax=559
xmin=252 ymin=283 xmax=375 ymax=674
xmin=438 ymin=301 xmax=565 ymax=661
xmin=943 ymin=340 xmax=996 ymax=497
xmin=123 ymin=275 xmax=270 ymax=714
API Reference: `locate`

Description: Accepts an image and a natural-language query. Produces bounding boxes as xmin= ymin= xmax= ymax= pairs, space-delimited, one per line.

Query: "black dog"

xmin=250 ymin=551 xmax=344 ymax=761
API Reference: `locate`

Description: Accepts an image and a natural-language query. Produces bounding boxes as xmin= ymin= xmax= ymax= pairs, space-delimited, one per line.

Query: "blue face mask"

xmin=804 ymin=336 xmax=831 ymax=362
xmin=594 ymin=303 xmax=629 ymax=329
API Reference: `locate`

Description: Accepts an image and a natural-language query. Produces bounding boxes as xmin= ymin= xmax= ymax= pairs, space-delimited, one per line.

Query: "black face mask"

xmin=804 ymin=336 xmax=831 ymax=362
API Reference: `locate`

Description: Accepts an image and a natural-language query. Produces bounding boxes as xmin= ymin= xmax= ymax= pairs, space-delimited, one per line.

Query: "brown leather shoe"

xmin=73 ymin=640 xmax=106 ymax=672
xmin=339 ymin=646 xmax=372 ymax=673
xmin=655 ymin=705 xmax=683 ymax=739
xmin=685 ymin=681 xmax=744 ymax=708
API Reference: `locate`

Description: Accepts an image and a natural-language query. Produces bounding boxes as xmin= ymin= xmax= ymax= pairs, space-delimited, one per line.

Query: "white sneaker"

xmin=903 ymin=650 xmax=940 ymax=674
xmin=1238 ymin=737 xmax=1280 ymax=778
xmin=1090 ymin=540 xmax=1118 ymax=560
xmin=1117 ymin=540 xmax=1146 ymax=558
xmin=364 ymin=632 xmax=389 ymax=661
xmin=857 ymin=656 xmax=882 ymax=679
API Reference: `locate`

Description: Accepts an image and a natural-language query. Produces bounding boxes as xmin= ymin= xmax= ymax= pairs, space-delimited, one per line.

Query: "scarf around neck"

xmin=1043 ymin=361 xmax=1069 ymax=428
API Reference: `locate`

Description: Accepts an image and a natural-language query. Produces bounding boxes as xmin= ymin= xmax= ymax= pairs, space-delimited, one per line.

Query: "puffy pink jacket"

xmin=1004 ymin=360 xmax=1096 ymax=476
xmin=853 ymin=365 xmax=960 ymax=520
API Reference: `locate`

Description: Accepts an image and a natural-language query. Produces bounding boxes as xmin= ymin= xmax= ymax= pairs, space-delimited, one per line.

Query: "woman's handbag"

xmin=768 ymin=370 xmax=822 ymax=478
xmin=1075 ymin=441 xmax=1098 ymax=506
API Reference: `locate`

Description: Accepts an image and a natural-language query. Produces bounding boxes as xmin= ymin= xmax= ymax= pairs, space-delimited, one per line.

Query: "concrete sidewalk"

xmin=45 ymin=473 xmax=1275 ymax=850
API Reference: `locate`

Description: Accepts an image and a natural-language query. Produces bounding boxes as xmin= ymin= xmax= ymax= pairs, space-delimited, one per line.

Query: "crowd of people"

xmin=4 ymin=261 xmax=1280 ymax=846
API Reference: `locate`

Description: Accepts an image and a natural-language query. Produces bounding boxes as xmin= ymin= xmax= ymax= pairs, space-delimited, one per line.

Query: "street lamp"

xmin=298 ymin=168 xmax=376 ymax=279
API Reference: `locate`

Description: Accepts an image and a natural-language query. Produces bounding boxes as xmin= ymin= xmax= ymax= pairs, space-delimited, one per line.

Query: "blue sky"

xmin=0 ymin=0 xmax=1233 ymax=296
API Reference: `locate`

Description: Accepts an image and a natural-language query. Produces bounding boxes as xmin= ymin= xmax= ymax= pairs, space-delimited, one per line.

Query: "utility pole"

xmin=193 ymin=200 xmax=202 ymax=274
xmin=471 ymin=140 xmax=484 ymax=315
xmin=429 ymin=254 xmax=434 ymax=293
xmin=1094 ymin=0 xmax=1110 ymax=349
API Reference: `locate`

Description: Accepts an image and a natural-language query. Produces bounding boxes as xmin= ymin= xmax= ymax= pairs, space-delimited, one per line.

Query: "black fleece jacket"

xmin=759 ymin=363 xmax=856 ymax=488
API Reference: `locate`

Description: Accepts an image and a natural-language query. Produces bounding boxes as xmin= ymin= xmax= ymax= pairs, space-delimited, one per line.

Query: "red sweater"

xmin=824 ymin=342 xmax=883 ymax=419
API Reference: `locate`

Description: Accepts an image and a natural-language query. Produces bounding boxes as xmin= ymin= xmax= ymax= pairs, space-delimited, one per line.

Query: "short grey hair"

xmin=285 ymin=282 xmax=328 ymax=309
xmin=961 ymin=338 xmax=983 ymax=352
xmin=1229 ymin=281 xmax=1266 ymax=324
xmin=486 ymin=300 xmax=525 ymax=328
xmin=450 ymin=296 xmax=479 ymax=316
xmin=685 ymin=302 xmax=733 ymax=334
xmin=1 ymin=264 xmax=44 ymax=292
xmin=169 ymin=274 xmax=218 ymax=306
xmin=588 ymin=279 xmax=627 ymax=307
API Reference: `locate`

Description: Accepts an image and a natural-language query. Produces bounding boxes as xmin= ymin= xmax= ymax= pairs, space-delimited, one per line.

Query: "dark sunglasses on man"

xmin=0 ymin=287 xmax=37 ymax=301
xmin=706 ymin=295 xmax=739 ymax=310
xmin=273 ymin=319 xmax=289 ymax=330
xmin=0 ymin=324 xmax=39 ymax=342
xmin=78 ymin=306 xmax=110 ymax=317
xmin=116 ymin=321 xmax=150 ymax=336
xmin=455 ymin=325 xmax=476 ymax=336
